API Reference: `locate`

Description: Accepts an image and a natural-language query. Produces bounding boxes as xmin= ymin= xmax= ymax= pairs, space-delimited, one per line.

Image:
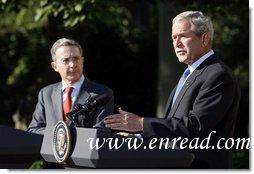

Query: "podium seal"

xmin=52 ymin=121 xmax=71 ymax=163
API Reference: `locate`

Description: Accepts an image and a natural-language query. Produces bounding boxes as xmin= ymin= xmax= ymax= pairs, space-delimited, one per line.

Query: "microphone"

xmin=67 ymin=94 xmax=110 ymax=127
xmin=67 ymin=104 xmax=82 ymax=116
xmin=75 ymin=94 xmax=110 ymax=116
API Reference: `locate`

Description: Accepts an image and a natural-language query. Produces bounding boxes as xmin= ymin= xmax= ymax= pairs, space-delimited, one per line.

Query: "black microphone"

xmin=75 ymin=94 xmax=110 ymax=116
xmin=67 ymin=104 xmax=82 ymax=116
xmin=67 ymin=94 xmax=110 ymax=127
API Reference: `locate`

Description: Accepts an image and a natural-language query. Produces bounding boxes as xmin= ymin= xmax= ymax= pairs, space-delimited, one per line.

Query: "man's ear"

xmin=201 ymin=32 xmax=210 ymax=47
xmin=51 ymin=61 xmax=59 ymax=72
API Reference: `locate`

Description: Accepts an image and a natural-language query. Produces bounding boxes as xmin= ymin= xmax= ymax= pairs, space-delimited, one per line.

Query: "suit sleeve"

xmin=27 ymin=89 xmax=46 ymax=135
xmin=143 ymin=71 xmax=238 ymax=139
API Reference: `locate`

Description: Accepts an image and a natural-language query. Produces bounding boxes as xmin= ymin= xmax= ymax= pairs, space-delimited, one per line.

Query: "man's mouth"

xmin=176 ymin=50 xmax=186 ymax=55
xmin=67 ymin=71 xmax=77 ymax=74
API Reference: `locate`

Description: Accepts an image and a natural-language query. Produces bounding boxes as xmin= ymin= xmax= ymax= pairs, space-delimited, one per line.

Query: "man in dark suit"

xmin=28 ymin=38 xmax=114 ymax=135
xmin=104 ymin=11 xmax=240 ymax=168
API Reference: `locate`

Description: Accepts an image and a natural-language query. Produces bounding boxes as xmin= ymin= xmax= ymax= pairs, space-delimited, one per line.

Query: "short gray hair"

xmin=173 ymin=11 xmax=214 ymax=43
xmin=50 ymin=38 xmax=83 ymax=61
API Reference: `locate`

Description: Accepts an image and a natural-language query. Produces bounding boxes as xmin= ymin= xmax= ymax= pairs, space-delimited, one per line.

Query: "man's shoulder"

xmin=196 ymin=54 xmax=229 ymax=74
xmin=40 ymin=82 xmax=61 ymax=93
xmin=201 ymin=56 xmax=236 ymax=83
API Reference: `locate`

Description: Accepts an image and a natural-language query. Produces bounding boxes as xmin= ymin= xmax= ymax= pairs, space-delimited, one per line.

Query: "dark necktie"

xmin=172 ymin=68 xmax=190 ymax=107
xmin=63 ymin=87 xmax=73 ymax=121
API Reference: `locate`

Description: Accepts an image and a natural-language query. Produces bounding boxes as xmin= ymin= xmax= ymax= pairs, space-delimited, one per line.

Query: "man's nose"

xmin=68 ymin=59 xmax=76 ymax=67
xmin=175 ymin=38 xmax=182 ymax=47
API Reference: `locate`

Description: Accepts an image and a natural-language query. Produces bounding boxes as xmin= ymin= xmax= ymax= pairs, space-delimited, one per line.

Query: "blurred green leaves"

xmin=7 ymin=56 xmax=29 ymax=86
xmin=34 ymin=0 xmax=125 ymax=28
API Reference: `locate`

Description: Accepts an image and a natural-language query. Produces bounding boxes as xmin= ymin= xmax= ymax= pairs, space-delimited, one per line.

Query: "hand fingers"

xmin=105 ymin=123 xmax=126 ymax=131
xmin=104 ymin=117 xmax=122 ymax=124
xmin=104 ymin=114 xmax=122 ymax=121
xmin=105 ymin=114 xmax=122 ymax=119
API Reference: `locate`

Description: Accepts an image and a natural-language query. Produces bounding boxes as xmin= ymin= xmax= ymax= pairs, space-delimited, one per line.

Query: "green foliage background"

xmin=0 ymin=0 xmax=249 ymax=169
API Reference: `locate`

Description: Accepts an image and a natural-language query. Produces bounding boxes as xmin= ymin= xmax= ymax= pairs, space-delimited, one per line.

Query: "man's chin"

xmin=178 ymin=57 xmax=191 ymax=65
xmin=66 ymin=76 xmax=80 ymax=84
xmin=177 ymin=57 xmax=187 ymax=62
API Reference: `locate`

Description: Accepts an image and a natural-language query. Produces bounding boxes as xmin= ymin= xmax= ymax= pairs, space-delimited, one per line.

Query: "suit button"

xmin=186 ymin=83 xmax=189 ymax=86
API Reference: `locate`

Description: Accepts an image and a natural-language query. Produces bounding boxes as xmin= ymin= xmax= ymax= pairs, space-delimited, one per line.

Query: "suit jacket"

xmin=27 ymin=77 xmax=114 ymax=135
xmin=143 ymin=54 xmax=240 ymax=168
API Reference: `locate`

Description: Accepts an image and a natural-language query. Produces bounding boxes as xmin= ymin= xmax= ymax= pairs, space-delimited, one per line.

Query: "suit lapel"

xmin=169 ymin=70 xmax=200 ymax=117
xmin=73 ymin=79 xmax=91 ymax=107
xmin=51 ymin=79 xmax=91 ymax=121
xmin=167 ymin=54 xmax=218 ymax=118
xmin=52 ymin=83 xmax=64 ymax=121
xmin=164 ymin=87 xmax=176 ymax=117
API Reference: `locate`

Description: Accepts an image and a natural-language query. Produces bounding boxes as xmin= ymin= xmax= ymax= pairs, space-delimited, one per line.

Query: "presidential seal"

xmin=52 ymin=121 xmax=71 ymax=163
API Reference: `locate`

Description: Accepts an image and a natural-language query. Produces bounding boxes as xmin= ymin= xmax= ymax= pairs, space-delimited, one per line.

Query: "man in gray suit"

xmin=28 ymin=38 xmax=114 ymax=135
xmin=104 ymin=11 xmax=240 ymax=168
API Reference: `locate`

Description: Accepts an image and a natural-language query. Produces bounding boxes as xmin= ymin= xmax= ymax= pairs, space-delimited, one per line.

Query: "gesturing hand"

xmin=104 ymin=108 xmax=144 ymax=133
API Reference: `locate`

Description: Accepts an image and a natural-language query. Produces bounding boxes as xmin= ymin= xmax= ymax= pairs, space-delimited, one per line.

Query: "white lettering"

xmin=200 ymin=131 xmax=216 ymax=149
xmin=149 ymin=138 xmax=158 ymax=149
xmin=234 ymin=138 xmax=250 ymax=149
xmin=106 ymin=138 xmax=125 ymax=150
xmin=224 ymin=138 xmax=234 ymax=149
xmin=125 ymin=137 xmax=143 ymax=150
xmin=217 ymin=138 xmax=225 ymax=149
xmin=189 ymin=138 xmax=200 ymax=149
xmin=158 ymin=138 xmax=171 ymax=149
xmin=179 ymin=138 xmax=188 ymax=149
xmin=86 ymin=138 xmax=106 ymax=149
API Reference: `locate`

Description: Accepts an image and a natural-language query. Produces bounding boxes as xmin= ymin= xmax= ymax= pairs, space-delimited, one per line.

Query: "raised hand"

xmin=104 ymin=108 xmax=144 ymax=133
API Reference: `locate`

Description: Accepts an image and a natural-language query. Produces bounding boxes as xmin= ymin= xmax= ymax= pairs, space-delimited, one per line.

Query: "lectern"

xmin=41 ymin=123 xmax=194 ymax=168
xmin=0 ymin=124 xmax=195 ymax=168
xmin=0 ymin=125 xmax=43 ymax=168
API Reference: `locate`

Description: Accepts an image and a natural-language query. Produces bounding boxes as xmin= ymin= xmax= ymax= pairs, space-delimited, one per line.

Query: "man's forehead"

xmin=172 ymin=20 xmax=192 ymax=35
xmin=173 ymin=20 xmax=191 ymax=30
xmin=55 ymin=46 xmax=81 ymax=57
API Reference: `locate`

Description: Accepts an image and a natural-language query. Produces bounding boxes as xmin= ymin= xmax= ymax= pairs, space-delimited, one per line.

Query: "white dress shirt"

xmin=62 ymin=75 xmax=85 ymax=104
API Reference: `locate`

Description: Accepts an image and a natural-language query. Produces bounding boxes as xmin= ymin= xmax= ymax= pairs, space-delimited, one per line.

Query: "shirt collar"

xmin=188 ymin=50 xmax=214 ymax=73
xmin=62 ymin=75 xmax=85 ymax=92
